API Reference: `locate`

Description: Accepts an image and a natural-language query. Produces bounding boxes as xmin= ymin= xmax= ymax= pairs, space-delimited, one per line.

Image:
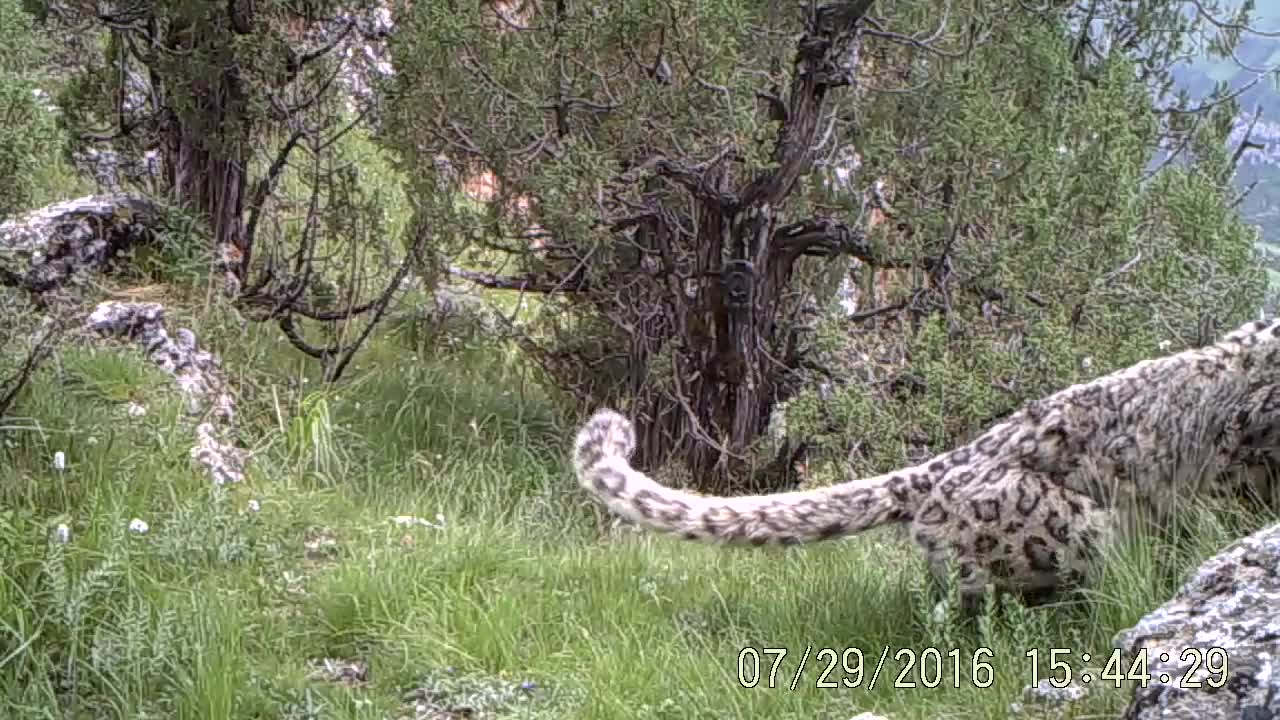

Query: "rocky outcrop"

xmin=1115 ymin=521 xmax=1280 ymax=719
xmin=85 ymin=301 xmax=246 ymax=485
xmin=0 ymin=194 xmax=165 ymax=294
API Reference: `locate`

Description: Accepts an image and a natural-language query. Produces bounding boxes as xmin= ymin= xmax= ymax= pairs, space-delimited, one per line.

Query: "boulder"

xmin=0 ymin=194 xmax=164 ymax=293
xmin=1114 ymin=522 xmax=1280 ymax=719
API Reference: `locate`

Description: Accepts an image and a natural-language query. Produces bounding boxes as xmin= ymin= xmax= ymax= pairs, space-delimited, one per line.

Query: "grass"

xmin=0 ymin=295 xmax=1276 ymax=720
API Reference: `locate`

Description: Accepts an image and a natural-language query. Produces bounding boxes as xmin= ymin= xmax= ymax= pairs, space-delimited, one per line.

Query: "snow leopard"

xmin=572 ymin=318 xmax=1280 ymax=611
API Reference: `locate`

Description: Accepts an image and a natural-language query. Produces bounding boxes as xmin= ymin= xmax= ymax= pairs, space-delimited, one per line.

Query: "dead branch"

xmin=324 ymin=231 xmax=426 ymax=382
xmin=0 ymin=319 xmax=65 ymax=421
xmin=272 ymin=225 xmax=430 ymax=383
xmin=1229 ymin=106 xmax=1266 ymax=175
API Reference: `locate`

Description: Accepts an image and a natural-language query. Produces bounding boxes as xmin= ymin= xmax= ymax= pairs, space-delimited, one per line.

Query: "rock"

xmin=0 ymin=194 xmax=164 ymax=293
xmin=192 ymin=422 xmax=246 ymax=486
xmin=1010 ymin=678 xmax=1089 ymax=718
xmin=70 ymin=147 xmax=160 ymax=192
xmin=86 ymin=301 xmax=235 ymax=422
xmin=86 ymin=301 xmax=246 ymax=485
xmin=1114 ymin=521 xmax=1280 ymax=719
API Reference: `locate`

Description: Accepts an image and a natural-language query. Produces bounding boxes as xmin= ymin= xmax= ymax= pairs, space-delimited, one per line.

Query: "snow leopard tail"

xmin=572 ymin=408 xmax=933 ymax=545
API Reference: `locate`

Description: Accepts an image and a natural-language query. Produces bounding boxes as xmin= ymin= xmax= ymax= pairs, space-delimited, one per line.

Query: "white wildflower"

xmin=87 ymin=436 xmax=98 ymax=446
xmin=52 ymin=451 xmax=66 ymax=471
xmin=1158 ymin=339 xmax=1172 ymax=351
xmin=54 ymin=523 xmax=71 ymax=544
xmin=127 ymin=401 xmax=146 ymax=417
xmin=247 ymin=499 xmax=261 ymax=513
xmin=638 ymin=576 xmax=658 ymax=597
xmin=1080 ymin=356 xmax=1093 ymax=371
xmin=391 ymin=513 xmax=447 ymax=530
xmin=128 ymin=518 xmax=149 ymax=534
xmin=931 ymin=600 xmax=950 ymax=625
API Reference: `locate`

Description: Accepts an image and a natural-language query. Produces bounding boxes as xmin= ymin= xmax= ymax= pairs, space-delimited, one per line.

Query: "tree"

xmin=0 ymin=0 xmax=70 ymax=422
xmin=783 ymin=4 xmax=1269 ymax=478
xmin=27 ymin=0 xmax=421 ymax=380
xmin=0 ymin=0 xmax=60 ymax=219
xmin=386 ymin=0 xmax=895 ymax=491
xmin=383 ymin=0 xmax=1268 ymax=491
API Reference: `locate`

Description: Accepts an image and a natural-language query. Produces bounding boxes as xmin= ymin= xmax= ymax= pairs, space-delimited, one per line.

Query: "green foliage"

xmin=1 ymin=301 xmax=1275 ymax=718
xmin=121 ymin=206 xmax=217 ymax=286
xmin=286 ymin=391 xmax=346 ymax=482
xmin=385 ymin=0 xmax=1269 ymax=485
xmin=56 ymin=0 xmax=363 ymax=161
xmin=0 ymin=0 xmax=63 ymax=218
xmin=44 ymin=0 xmax=421 ymax=374
xmin=383 ymin=0 xmax=798 ymax=268
xmin=786 ymin=7 xmax=1268 ymax=474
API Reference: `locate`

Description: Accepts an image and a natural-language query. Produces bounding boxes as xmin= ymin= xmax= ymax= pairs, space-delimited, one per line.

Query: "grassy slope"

xmin=0 ymin=291 xmax=1274 ymax=720
xmin=0 ymin=61 xmax=1271 ymax=713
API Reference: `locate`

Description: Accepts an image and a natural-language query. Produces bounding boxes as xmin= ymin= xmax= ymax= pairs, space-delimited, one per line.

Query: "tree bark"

xmin=620 ymin=1 xmax=877 ymax=492
xmin=157 ymin=12 xmax=253 ymax=283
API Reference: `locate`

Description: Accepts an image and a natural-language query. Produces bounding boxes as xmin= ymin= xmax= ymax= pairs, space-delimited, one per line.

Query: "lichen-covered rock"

xmin=86 ymin=301 xmax=245 ymax=484
xmin=1114 ymin=521 xmax=1280 ymax=719
xmin=192 ymin=421 xmax=247 ymax=486
xmin=0 ymin=194 xmax=164 ymax=293
xmin=86 ymin=302 xmax=235 ymax=422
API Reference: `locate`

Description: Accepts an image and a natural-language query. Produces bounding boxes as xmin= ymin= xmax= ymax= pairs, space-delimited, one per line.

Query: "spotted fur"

xmin=572 ymin=318 xmax=1280 ymax=611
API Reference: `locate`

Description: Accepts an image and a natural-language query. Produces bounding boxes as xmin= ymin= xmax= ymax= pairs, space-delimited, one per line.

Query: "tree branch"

xmin=617 ymin=151 xmax=741 ymax=208
xmin=739 ymin=0 xmax=877 ymax=209
xmin=285 ymin=19 xmax=357 ymax=82
xmin=244 ymin=127 xmax=304 ymax=256
xmin=1229 ymin=106 xmax=1266 ymax=176
xmin=0 ymin=319 xmax=65 ymax=421
xmin=323 ymin=230 xmax=426 ymax=382
xmin=772 ymin=216 xmax=910 ymax=266
xmin=447 ymin=265 xmax=591 ymax=294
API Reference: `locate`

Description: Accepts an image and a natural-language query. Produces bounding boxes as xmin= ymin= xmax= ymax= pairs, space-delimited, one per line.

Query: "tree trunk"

xmin=612 ymin=3 xmax=876 ymax=493
xmin=158 ymin=15 xmax=253 ymax=281
xmin=626 ymin=202 xmax=808 ymax=494
xmin=163 ymin=111 xmax=249 ymax=269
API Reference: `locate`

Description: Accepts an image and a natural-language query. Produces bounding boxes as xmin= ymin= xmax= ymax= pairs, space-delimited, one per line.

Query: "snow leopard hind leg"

xmin=909 ymin=465 xmax=1114 ymax=617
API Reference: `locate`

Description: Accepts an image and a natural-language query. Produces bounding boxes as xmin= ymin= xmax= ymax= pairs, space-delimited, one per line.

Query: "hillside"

xmin=3 ymin=2 xmax=1280 ymax=718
